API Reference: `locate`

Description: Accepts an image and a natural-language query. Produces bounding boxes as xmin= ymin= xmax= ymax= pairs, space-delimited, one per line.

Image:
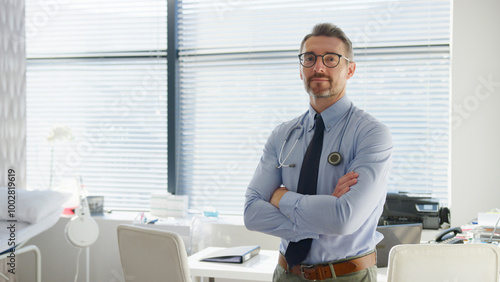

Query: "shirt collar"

xmin=307 ymin=95 xmax=352 ymax=132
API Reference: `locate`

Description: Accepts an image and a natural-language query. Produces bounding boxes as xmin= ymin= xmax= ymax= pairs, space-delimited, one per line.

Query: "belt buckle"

xmin=300 ymin=264 xmax=316 ymax=281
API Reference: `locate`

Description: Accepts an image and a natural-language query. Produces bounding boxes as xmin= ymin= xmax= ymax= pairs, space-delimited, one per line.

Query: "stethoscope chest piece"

xmin=328 ymin=152 xmax=342 ymax=166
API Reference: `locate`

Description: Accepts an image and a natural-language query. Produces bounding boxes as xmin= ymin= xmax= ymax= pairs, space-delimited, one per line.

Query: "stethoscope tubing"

xmin=276 ymin=115 xmax=306 ymax=168
xmin=277 ymin=105 xmax=354 ymax=168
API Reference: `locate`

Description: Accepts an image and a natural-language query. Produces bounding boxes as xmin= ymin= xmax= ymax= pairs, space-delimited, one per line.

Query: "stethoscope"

xmin=276 ymin=105 xmax=354 ymax=169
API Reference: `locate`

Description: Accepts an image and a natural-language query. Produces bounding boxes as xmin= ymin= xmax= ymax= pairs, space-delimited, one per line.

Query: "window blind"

xmin=25 ymin=0 xmax=168 ymax=210
xmin=178 ymin=0 xmax=450 ymax=214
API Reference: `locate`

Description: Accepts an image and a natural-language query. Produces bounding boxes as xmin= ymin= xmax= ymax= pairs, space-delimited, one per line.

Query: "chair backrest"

xmin=117 ymin=224 xmax=191 ymax=282
xmin=387 ymin=243 xmax=500 ymax=282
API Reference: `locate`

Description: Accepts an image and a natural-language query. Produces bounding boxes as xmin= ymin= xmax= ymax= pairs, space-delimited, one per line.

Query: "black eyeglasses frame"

xmin=298 ymin=52 xmax=352 ymax=68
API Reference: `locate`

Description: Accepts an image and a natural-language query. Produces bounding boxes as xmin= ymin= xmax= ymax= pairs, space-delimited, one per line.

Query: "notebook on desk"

xmin=376 ymin=223 xmax=423 ymax=267
xmin=200 ymin=245 xmax=260 ymax=264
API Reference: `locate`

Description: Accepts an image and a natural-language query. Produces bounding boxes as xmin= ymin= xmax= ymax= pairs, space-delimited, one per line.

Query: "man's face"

xmin=300 ymin=36 xmax=355 ymax=101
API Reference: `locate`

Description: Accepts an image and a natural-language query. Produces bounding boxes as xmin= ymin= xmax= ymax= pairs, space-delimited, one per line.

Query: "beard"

xmin=305 ymin=73 xmax=336 ymax=98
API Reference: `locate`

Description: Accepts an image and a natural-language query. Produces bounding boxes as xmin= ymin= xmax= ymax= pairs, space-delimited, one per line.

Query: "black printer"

xmin=378 ymin=192 xmax=448 ymax=229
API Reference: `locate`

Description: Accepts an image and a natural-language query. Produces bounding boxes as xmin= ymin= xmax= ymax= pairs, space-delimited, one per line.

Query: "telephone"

xmin=434 ymin=226 xmax=464 ymax=244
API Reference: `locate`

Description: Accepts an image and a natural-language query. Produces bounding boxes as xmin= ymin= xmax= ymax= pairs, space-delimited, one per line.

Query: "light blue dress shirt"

xmin=244 ymin=95 xmax=393 ymax=265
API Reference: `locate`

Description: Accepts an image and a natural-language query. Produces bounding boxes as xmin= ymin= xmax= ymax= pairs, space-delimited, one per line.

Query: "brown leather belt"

xmin=278 ymin=252 xmax=376 ymax=281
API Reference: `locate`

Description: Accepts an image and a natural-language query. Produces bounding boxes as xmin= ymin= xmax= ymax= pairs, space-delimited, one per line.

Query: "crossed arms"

xmin=244 ymin=122 xmax=392 ymax=242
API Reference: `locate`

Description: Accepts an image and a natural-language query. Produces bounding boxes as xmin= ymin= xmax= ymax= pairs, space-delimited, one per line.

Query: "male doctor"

xmin=244 ymin=23 xmax=393 ymax=282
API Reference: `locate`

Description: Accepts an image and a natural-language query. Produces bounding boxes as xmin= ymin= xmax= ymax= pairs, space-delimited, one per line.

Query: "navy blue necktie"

xmin=284 ymin=114 xmax=325 ymax=268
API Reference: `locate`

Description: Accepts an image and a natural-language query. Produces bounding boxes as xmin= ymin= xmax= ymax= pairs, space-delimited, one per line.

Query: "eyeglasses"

xmin=298 ymin=52 xmax=351 ymax=68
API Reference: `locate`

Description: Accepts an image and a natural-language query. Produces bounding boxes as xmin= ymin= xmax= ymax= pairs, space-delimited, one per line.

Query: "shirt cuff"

xmin=279 ymin=191 xmax=319 ymax=241
xmin=279 ymin=190 xmax=300 ymax=221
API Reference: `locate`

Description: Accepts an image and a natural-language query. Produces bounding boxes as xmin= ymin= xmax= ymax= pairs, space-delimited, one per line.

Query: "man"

xmin=244 ymin=23 xmax=393 ymax=281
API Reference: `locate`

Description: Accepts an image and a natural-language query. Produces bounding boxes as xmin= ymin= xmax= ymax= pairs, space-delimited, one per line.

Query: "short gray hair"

xmin=300 ymin=23 xmax=353 ymax=61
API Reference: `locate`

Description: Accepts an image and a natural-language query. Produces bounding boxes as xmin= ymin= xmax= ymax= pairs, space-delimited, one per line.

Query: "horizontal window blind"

xmin=178 ymin=0 xmax=450 ymax=214
xmin=25 ymin=0 xmax=168 ymax=210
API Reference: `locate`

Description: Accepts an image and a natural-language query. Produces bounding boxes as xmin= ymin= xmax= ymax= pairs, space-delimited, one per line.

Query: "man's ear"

xmin=346 ymin=61 xmax=356 ymax=79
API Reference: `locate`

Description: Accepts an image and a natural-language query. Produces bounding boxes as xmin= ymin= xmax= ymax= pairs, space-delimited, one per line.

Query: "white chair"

xmin=387 ymin=243 xmax=500 ymax=282
xmin=117 ymin=224 xmax=191 ymax=282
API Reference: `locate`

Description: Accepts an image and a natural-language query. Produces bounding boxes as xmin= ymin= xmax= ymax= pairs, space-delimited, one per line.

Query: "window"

xmin=25 ymin=0 xmax=168 ymax=210
xmin=178 ymin=0 xmax=450 ymax=214
xmin=25 ymin=0 xmax=450 ymax=214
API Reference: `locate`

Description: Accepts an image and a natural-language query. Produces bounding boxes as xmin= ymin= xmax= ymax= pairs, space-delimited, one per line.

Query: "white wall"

xmin=450 ymin=0 xmax=500 ymax=226
xmin=0 ymin=0 xmax=26 ymax=189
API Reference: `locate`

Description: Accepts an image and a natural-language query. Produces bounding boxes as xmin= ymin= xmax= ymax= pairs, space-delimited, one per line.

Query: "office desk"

xmin=189 ymin=247 xmax=390 ymax=282
xmin=188 ymin=229 xmax=438 ymax=281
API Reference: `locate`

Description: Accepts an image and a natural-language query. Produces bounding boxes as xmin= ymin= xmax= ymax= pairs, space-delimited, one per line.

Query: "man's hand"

xmin=270 ymin=186 xmax=289 ymax=208
xmin=332 ymin=171 xmax=358 ymax=198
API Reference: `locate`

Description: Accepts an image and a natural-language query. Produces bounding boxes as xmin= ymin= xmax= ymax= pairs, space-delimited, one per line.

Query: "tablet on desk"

xmin=200 ymin=245 xmax=260 ymax=263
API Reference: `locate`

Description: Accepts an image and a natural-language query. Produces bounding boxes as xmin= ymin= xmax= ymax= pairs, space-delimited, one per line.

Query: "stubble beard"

xmin=306 ymin=75 xmax=337 ymax=99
